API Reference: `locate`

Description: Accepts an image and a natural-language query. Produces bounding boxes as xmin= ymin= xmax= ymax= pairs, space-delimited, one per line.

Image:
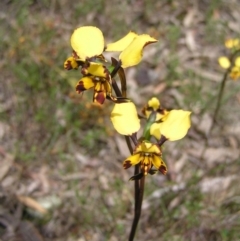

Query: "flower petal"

xmin=230 ymin=66 xmax=240 ymax=80
xmin=103 ymin=80 xmax=112 ymax=94
xmin=235 ymin=57 xmax=240 ymax=67
xmin=105 ymin=31 xmax=138 ymax=51
xmin=140 ymin=156 xmax=152 ymax=175
xmin=82 ymin=62 xmax=110 ymax=79
xmin=152 ymin=155 xmax=167 ymax=175
xmin=123 ymin=153 xmax=140 ymax=169
xmin=150 ymin=123 xmax=161 ymax=140
xmin=94 ymin=91 xmax=106 ymax=104
xmin=148 ymin=97 xmax=160 ymax=110
xmin=218 ymin=57 xmax=231 ymax=69
xmin=134 ymin=142 xmax=143 ymax=153
xmin=142 ymin=97 xmax=167 ymax=121
xmin=225 ymin=39 xmax=240 ymax=49
xmin=71 ymin=26 xmax=104 ymax=60
xmin=129 ymin=173 xmax=144 ymax=180
xmin=64 ymin=56 xmax=79 ymax=70
xmin=76 ymin=77 xmax=94 ymax=93
xmin=111 ymin=102 xmax=140 ymax=135
xmin=140 ymin=141 xmax=161 ymax=154
xmin=160 ymin=110 xmax=191 ymax=141
xmin=119 ymin=34 xmax=157 ymax=68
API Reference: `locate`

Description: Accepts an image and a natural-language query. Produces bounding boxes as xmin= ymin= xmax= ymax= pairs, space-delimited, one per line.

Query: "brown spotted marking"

xmin=76 ymin=81 xmax=87 ymax=93
xmin=123 ymin=160 xmax=132 ymax=169
xmin=94 ymin=91 xmax=105 ymax=105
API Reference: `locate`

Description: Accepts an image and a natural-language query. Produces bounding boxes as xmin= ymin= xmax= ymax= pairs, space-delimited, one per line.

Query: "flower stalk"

xmin=213 ymin=48 xmax=240 ymax=131
xmin=129 ymin=175 xmax=145 ymax=241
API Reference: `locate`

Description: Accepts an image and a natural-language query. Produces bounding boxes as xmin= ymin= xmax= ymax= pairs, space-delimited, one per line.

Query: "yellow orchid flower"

xmin=218 ymin=56 xmax=240 ymax=81
xmin=76 ymin=76 xmax=112 ymax=105
xmin=230 ymin=66 xmax=240 ymax=80
xmin=142 ymin=97 xmax=168 ymax=121
xmin=141 ymin=98 xmax=191 ymax=141
xmin=123 ymin=141 xmax=167 ymax=178
xmin=68 ymin=26 xmax=158 ymax=74
xmin=110 ymin=101 xmax=140 ymax=135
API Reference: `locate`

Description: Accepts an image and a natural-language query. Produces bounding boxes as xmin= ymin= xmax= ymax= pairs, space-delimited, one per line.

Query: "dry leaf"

xmin=183 ymin=8 xmax=197 ymax=27
xmin=17 ymin=195 xmax=47 ymax=214
xmin=185 ymin=30 xmax=197 ymax=51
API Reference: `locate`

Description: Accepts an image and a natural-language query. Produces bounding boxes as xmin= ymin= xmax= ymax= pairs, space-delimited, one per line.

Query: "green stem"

xmin=212 ymin=69 xmax=230 ymax=124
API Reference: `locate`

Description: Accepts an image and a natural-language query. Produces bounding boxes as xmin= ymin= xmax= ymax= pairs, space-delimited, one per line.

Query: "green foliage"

xmin=166 ymin=56 xmax=180 ymax=83
xmin=166 ymin=25 xmax=181 ymax=51
xmin=73 ymin=0 xmax=104 ymax=19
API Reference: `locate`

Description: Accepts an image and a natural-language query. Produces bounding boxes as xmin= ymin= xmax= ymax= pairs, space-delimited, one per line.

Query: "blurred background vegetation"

xmin=1 ymin=0 xmax=240 ymax=240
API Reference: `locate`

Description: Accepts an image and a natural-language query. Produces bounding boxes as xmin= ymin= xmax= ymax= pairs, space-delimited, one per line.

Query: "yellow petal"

xmin=152 ymin=155 xmax=167 ymax=175
xmin=82 ymin=62 xmax=110 ymax=79
xmin=225 ymin=39 xmax=234 ymax=48
xmin=233 ymin=39 xmax=240 ymax=48
xmin=76 ymin=77 xmax=94 ymax=93
xmin=218 ymin=57 xmax=231 ymax=69
xmin=105 ymin=31 xmax=138 ymax=51
xmin=148 ymin=97 xmax=160 ymax=110
xmin=103 ymin=80 xmax=112 ymax=93
xmin=141 ymin=141 xmax=161 ymax=154
xmin=140 ymin=155 xmax=152 ymax=175
xmin=150 ymin=123 xmax=161 ymax=140
xmin=111 ymin=102 xmax=140 ymax=135
xmin=134 ymin=142 xmax=143 ymax=153
xmin=235 ymin=57 xmax=240 ymax=67
xmin=94 ymin=82 xmax=102 ymax=92
xmin=142 ymin=97 xmax=166 ymax=120
xmin=123 ymin=153 xmax=140 ymax=169
xmin=70 ymin=26 xmax=104 ymax=60
xmin=135 ymin=141 xmax=161 ymax=154
xmin=119 ymin=34 xmax=157 ymax=68
xmin=64 ymin=56 xmax=79 ymax=70
xmin=160 ymin=110 xmax=191 ymax=141
xmin=225 ymin=39 xmax=240 ymax=48
xmin=230 ymin=66 xmax=240 ymax=80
